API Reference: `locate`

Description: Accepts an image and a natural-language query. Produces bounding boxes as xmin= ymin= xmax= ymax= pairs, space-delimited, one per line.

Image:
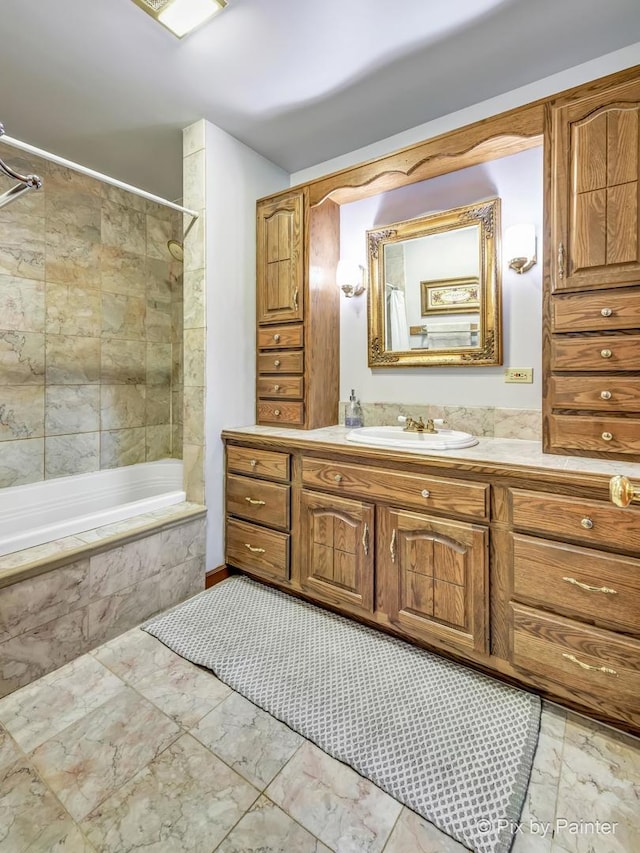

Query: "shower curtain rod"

xmin=0 ymin=132 xmax=199 ymax=220
xmin=0 ymin=124 xmax=43 ymax=210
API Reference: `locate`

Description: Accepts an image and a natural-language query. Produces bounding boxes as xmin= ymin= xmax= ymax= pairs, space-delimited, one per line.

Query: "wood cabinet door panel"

xmin=257 ymin=192 xmax=304 ymax=323
xmin=300 ymin=490 xmax=374 ymax=613
xmin=380 ymin=508 xmax=488 ymax=654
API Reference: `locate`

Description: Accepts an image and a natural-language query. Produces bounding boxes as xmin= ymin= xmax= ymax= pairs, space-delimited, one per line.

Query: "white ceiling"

xmin=2 ymin=0 xmax=640 ymax=200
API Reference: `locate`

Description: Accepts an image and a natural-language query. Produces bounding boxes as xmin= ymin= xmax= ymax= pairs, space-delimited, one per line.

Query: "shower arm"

xmin=0 ymin=122 xmax=43 ymax=209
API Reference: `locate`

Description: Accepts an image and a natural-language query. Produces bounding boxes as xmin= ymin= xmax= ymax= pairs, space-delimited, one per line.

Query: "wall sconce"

xmin=336 ymin=260 xmax=366 ymax=298
xmin=131 ymin=0 xmax=227 ymax=38
xmin=504 ymin=224 xmax=537 ymax=274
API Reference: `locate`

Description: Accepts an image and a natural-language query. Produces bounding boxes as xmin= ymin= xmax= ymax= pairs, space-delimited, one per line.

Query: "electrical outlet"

xmin=504 ymin=367 xmax=533 ymax=383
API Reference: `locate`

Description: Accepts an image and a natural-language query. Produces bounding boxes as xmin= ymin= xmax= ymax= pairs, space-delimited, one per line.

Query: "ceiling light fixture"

xmin=131 ymin=0 xmax=227 ymax=39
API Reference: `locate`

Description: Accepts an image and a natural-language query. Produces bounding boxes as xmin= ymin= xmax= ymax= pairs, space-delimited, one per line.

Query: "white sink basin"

xmin=345 ymin=426 xmax=478 ymax=451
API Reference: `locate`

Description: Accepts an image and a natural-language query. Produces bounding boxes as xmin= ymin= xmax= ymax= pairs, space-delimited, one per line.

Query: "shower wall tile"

xmin=146 ymin=386 xmax=171 ymax=426
xmin=145 ymin=198 xmax=175 ymax=221
xmin=89 ymin=533 xmax=163 ymax=599
xmin=100 ymin=427 xmax=146 ymax=469
xmin=100 ymin=246 xmax=147 ymax=297
xmin=172 ymin=424 xmax=183 ymax=459
xmin=183 ymin=269 xmax=205 ymax=329
xmin=45 ymin=161 xmax=101 ymax=195
xmin=101 ymin=183 xmax=146 ymax=212
xmin=146 ymin=214 xmax=174 ymax=261
xmin=0 ymin=437 xmax=44 ymax=486
xmin=183 ymin=120 xmax=205 ymax=156
xmin=44 ymin=433 xmax=100 ymax=479
xmin=146 ymin=296 xmax=172 ymax=342
xmin=101 ymin=385 xmax=146 ymax=429
xmin=183 ymin=213 xmax=205 ymax=271
xmin=183 ymin=327 xmax=205 ymax=387
xmin=0 ymin=276 xmax=45 ymax=332
xmin=146 ymin=424 xmax=172 ymax=461
xmin=45 ymin=385 xmax=101 ymax=435
xmin=102 ymin=292 xmax=146 ymax=340
xmin=183 ymin=443 xmax=205 ymax=504
xmin=146 ymin=257 xmax=173 ymax=299
xmin=45 ymin=282 xmax=102 ymax=337
xmin=101 ymin=339 xmax=146 ymax=385
xmin=45 ymin=334 xmax=100 ymax=384
xmin=101 ymin=200 xmax=146 ymax=255
xmin=183 ymin=151 xmax=206 ymax=211
xmin=0 ymin=386 xmax=44 ymax=441
xmin=0 ymin=210 xmax=46 ymax=280
xmin=45 ymin=192 xmax=102 ymax=286
xmin=146 ymin=342 xmax=172 ymax=387
xmin=183 ymin=387 xmax=205 ymax=445
xmin=0 ymin=331 xmax=45 ymax=385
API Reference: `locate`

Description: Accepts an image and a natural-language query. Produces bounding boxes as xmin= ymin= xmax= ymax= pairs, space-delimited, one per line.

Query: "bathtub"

xmin=0 ymin=460 xmax=186 ymax=557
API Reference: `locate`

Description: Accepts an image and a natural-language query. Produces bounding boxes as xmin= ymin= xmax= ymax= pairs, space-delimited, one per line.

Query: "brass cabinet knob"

xmin=580 ymin=517 xmax=594 ymax=529
xmin=273 ymin=409 xmax=281 ymax=417
xmin=600 ymin=307 xmax=613 ymax=317
xmin=602 ymin=432 xmax=613 ymax=441
xmin=334 ymin=474 xmax=343 ymax=482
xmin=250 ymin=459 xmax=257 ymax=467
xmin=421 ymin=489 xmax=431 ymax=498
xmin=274 ymin=334 xmax=280 ymax=342
xmin=600 ymin=349 xmax=612 ymax=359
xmin=600 ymin=390 xmax=612 ymax=400
xmin=274 ymin=359 xmax=281 ymax=367
xmin=273 ymin=384 xmax=280 ymax=391
xmin=610 ymin=475 xmax=640 ymax=507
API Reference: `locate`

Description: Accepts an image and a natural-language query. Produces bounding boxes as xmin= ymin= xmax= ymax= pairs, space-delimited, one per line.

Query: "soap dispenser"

xmin=345 ymin=389 xmax=364 ymax=428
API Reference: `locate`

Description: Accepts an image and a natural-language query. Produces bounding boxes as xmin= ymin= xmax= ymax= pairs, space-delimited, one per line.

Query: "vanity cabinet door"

xmin=379 ymin=508 xmax=488 ymax=655
xmin=551 ymin=78 xmax=640 ymax=292
xmin=257 ymin=190 xmax=305 ymax=324
xmin=299 ymin=489 xmax=374 ymax=615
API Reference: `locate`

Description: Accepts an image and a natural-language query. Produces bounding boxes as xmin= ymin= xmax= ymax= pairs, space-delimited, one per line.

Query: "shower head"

xmin=167 ymin=239 xmax=184 ymax=261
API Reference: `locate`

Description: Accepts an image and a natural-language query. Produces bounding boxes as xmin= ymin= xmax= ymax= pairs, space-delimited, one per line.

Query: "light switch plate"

xmin=504 ymin=367 xmax=533 ymax=383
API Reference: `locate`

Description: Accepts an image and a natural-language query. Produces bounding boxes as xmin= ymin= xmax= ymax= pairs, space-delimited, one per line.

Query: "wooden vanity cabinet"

xmin=256 ymin=189 xmax=340 ymax=429
xmin=545 ymin=75 xmax=640 ymax=459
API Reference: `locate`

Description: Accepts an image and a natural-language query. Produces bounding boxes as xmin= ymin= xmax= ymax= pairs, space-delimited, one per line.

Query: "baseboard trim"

xmin=205 ymin=565 xmax=233 ymax=589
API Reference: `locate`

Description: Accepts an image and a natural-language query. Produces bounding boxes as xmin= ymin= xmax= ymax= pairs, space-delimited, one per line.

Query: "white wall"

xmin=338 ymin=147 xmax=543 ymax=408
xmin=204 ymin=122 xmax=288 ymax=565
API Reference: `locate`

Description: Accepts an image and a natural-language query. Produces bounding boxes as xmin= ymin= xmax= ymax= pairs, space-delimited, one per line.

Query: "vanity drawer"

xmin=511 ymin=488 xmax=640 ymax=552
xmin=548 ymin=413 xmax=640 ymax=454
xmin=512 ymin=534 xmax=640 ymax=634
xmin=552 ymin=289 xmax=640 ymax=332
xmin=550 ymin=334 xmax=640 ymax=371
xmin=256 ymin=376 xmax=304 ymax=400
xmin=257 ymin=400 xmax=305 ymax=425
xmin=548 ymin=375 xmax=640 ymax=412
xmin=511 ymin=604 xmax=640 ymax=718
xmin=226 ymin=518 xmax=289 ymax=581
xmin=302 ymin=458 xmax=489 ymax=520
xmin=257 ymin=351 xmax=304 ymax=375
xmin=226 ymin=474 xmax=290 ymax=530
xmin=257 ymin=324 xmax=304 ymax=349
xmin=227 ymin=445 xmax=290 ymax=481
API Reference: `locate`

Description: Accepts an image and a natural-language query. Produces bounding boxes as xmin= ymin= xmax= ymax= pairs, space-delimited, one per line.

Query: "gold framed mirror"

xmin=367 ymin=198 xmax=502 ymax=367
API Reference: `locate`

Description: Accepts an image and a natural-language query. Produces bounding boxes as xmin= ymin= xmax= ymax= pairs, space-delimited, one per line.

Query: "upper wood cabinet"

xmin=257 ymin=191 xmax=305 ymax=323
xmin=551 ymin=78 xmax=640 ymax=292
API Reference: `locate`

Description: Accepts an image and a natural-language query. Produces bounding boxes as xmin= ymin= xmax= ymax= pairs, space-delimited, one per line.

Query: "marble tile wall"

xmin=0 ymin=144 xmax=184 ymax=487
xmin=0 ymin=515 xmax=205 ymax=697
xmin=340 ymin=400 xmax=542 ymax=440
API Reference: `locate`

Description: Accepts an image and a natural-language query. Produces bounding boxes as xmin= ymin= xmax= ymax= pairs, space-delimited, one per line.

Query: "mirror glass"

xmin=367 ymin=198 xmax=502 ymax=367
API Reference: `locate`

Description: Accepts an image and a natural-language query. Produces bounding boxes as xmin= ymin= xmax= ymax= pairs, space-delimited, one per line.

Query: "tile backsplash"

xmin=0 ymin=145 xmax=183 ymax=487
xmin=339 ymin=401 xmax=541 ymax=441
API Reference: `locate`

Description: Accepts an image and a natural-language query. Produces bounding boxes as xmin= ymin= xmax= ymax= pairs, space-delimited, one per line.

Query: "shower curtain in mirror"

xmin=387 ymin=287 xmax=410 ymax=351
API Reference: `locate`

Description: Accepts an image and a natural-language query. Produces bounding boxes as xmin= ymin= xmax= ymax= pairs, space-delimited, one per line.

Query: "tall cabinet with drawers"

xmin=545 ymin=76 xmax=640 ymax=459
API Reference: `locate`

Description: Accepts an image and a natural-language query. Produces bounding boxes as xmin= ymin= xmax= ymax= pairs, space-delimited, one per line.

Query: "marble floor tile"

xmin=81 ymin=734 xmax=258 ymax=853
xmin=30 ymin=685 xmax=181 ymax=821
xmin=266 ymin=741 xmax=402 ymax=853
xmin=0 ymin=653 xmax=123 ymax=753
xmin=92 ymin=626 xmax=186 ymax=682
xmin=216 ymin=794 xmax=331 ymax=853
xmin=382 ymin=807 xmax=469 ymax=852
xmin=191 ymin=691 xmax=303 ymax=789
xmin=0 ymin=726 xmax=21 ymax=773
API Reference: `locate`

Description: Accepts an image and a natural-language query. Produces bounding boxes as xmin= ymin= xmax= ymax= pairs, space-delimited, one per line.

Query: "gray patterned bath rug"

xmin=144 ymin=575 xmax=540 ymax=853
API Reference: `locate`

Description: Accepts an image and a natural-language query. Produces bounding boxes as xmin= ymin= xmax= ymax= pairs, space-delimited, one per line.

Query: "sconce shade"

xmin=131 ymin=0 xmax=227 ymax=38
xmin=336 ymin=259 xmax=366 ymax=297
xmin=504 ymin=223 xmax=537 ymax=274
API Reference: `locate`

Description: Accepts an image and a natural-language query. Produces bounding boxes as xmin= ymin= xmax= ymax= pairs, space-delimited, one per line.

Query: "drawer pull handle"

xmin=273 ymin=384 xmax=281 ymax=392
xmin=362 ymin=523 xmax=369 ymax=556
xmin=600 ymin=390 xmax=612 ymax=400
xmin=245 ymin=497 xmax=266 ymax=506
xmin=600 ymin=349 xmax=612 ymax=359
xmin=421 ymin=489 xmax=431 ymax=499
xmin=557 ymin=242 xmax=565 ymax=279
xmin=602 ymin=432 xmax=613 ymax=441
xmin=273 ymin=333 xmax=280 ymax=343
xmin=562 ymin=653 xmax=618 ymax=677
xmin=334 ymin=474 xmax=343 ymax=483
xmin=292 ymin=287 xmax=299 ymax=311
xmin=600 ymin=307 xmax=613 ymax=317
xmin=274 ymin=359 xmax=281 ymax=367
xmin=274 ymin=409 xmax=281 ymax=417
xmin=562 ymin=576 xmax=617 ymax=595
xmin=390 ymin=529 xmax=397 ymax=563
xmin=244 ymin=543 xmax=266 ymax=554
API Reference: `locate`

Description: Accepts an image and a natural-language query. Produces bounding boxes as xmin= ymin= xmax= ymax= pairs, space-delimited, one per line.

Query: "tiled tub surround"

xmin=0 ymin=458 xmax=185 ymax=556
xmin=0 ymin=502 xmax=205 ymax=697
xmin=0 ymin=143 xmax=184 ymax=488
xmin=340 ymin=401 xmax=542 ymax=440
